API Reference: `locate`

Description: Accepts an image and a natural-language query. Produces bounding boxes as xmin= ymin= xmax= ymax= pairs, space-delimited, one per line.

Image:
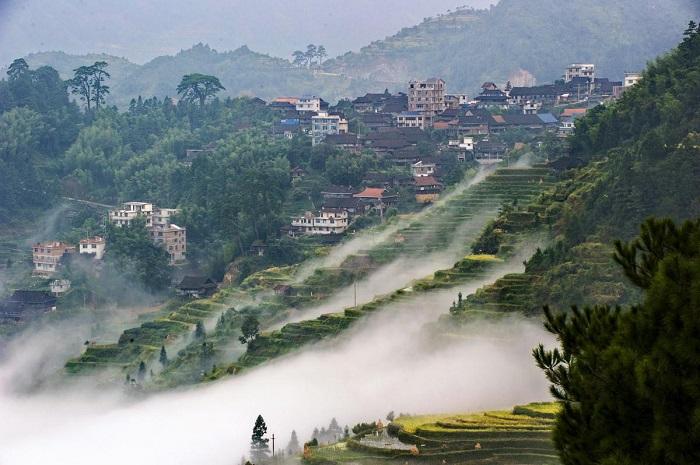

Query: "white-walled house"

xmin=311 ymin=112 xmax=348 ymax=146
xmin=296 ymin=96 xmax=322 ymax=112
xmin=110 ymin=202 xmax=187 ymax=265
xmin=109 ymin=202 xmax=154 ymax=227
xmin=291 ymin=209 xmax=349 ymax=235
xmin=565 ymin=63 xmax=595 ymax=82
xmin=411 ymin=161 xmax=436 ymax=177
xmin=79 ymin=236 xmax=106 ymax=260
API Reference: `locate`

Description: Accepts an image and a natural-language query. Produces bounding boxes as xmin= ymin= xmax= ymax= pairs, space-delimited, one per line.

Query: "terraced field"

xmin=65 ymin=298 xmax=229 ymax=375
xmin=366 ymin=167 xmax=555 ymax=263
xmin=307 ymin=402 xmax=560 ymax=465
xmin=64 ymin=165 xmax=557 ymax=384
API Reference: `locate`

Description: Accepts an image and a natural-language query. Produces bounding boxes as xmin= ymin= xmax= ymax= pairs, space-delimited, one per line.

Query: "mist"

xmin=295 ymin=166 xmax=495 ymax=282
xmin=0 ymin=0 xmax=495 ymax=65
xmin=0 ymin=287 xmax=552 ymax=465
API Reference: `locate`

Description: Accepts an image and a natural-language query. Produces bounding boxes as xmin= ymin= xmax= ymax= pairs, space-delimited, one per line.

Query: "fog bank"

xmin=0 ymin=250 xmax=553 ymax=465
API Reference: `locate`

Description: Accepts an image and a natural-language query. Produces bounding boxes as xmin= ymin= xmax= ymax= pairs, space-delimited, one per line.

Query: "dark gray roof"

xmin=509 ymin=85 xmax=559 ymax=97
xmin=177 ymin=276 xmax=216 ymax=290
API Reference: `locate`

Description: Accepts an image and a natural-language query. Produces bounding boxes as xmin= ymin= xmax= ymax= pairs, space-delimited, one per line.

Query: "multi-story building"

xmin=565 ymin=64 xmax=595 ymax=82
xmin=291 ymin=209 xmax=349 ymax=235
xmin=411 ymin=161 xmax=436 ymax=177
xmin=408 ymin=78 xmax=445 ymax=116
xmin=110 ymin=202 xmax=186 ymax=265
xmin=395 ymin=111 xmax=430 ymax=130
xmin=79 ymin=236 xmax=106 ymax=260
xmin=444 ymin=94 xmax=469 ymax=109
xmin=109 ymin=202 xmax=154 ymax=227
xmin=624 ymin=72 xmax=642 ymax=87
xmin=311 ymin=112 xmax=348 ymax=146
xmin=32 ymin=241 xmax=76 ymax=276
xmin=151 ymin=223 xmax=187 ymax=264
xmin=414 ymin=175 xmax=443 ymax=203
xmin=152 ymin=208 xmax=179 ymax=229
xmin=296 ymin=96 xmax=322 ymax=112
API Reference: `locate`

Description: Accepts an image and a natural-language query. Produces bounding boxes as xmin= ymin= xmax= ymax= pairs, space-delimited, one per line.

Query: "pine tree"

xmin=195 ymin=320 xmax=206 ymax=339
xmin=328 ymin=418 xmax=342 ymax=440
xmin=286 ymin=430 xmax=301 ymax=455
xmin=534 ymin=217 xmax=700 ymax=465
xmin=137 ymin=361 xmax=146 ymax=381
xmin=250 ymin=415 xmax=270 ymax=463
xmin=159 ymin=345 xmax=168 ymax=366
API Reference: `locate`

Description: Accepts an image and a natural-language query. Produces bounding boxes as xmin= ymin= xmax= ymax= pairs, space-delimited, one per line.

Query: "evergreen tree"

xmin=286 ymin=430 xmax=301 ymax=455
xmin=195 ymin=320 xmax=206 ymax=339
xmin=250 ymin=414 xmax=270 ymax=463
xmin=159 ymin=345 xmax=168 ymax=366
xmin=176 ymin=73 xmax=225 ymax=106
xmin=328 ymin=418 xmax=342 ymax=440
xmin=239 ymin=314 xmax=259 ymax=345
xmin=533 ymin=217 xmax=700 ymax=465
xmin=137 ymin=361 xmax=147 ymax=381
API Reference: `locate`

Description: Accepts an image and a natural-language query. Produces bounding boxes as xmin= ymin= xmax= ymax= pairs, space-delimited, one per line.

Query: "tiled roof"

xmin=354 ymin=187 xmax=386 ymax=199
xmin=414 ymin=176 xmax=441 ymax=187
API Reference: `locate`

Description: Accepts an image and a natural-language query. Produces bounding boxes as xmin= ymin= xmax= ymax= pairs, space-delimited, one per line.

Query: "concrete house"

xmin=32 ymin=241 xmax=76 ymax=276
xmin=408 ymin=78 xmax=446 ymax=116
xmin=79 ymin=236 xmax=106 ymax=260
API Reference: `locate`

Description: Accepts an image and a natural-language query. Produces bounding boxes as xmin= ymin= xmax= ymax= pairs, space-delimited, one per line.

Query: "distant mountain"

xmin=21 ymin=51 xmax=140 ymax=86
xmin=324 ymin=0 xmax=698 ymax=93
xmin=12 ymin=45 xmax=395 ymax=107
xmin=6 ymin=0 xmax=696 ymax=106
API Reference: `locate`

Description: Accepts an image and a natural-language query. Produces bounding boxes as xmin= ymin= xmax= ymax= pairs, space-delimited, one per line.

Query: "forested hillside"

xmin=0 ymin=59 xmax=425 ymax=286
xmin=8 ymin=0 xmax=696 ymax=107
xmin=15 ymin=45 xmax=394 ymax=107
xmin=326 ymin=0 xmax=696 ymax=92
xmin=450 ymin=22 xmax=700 ymax=323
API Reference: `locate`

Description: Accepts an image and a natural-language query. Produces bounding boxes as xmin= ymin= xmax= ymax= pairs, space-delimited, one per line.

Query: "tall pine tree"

xmin=250 ymin=414 xmax=270 ymax=463
xmin=534 ymin=218 xmax=700 ymax=465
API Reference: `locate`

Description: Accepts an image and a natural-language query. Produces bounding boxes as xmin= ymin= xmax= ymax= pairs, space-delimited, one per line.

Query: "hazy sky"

xmin=0 ymin=0 xmax=494 ymax=65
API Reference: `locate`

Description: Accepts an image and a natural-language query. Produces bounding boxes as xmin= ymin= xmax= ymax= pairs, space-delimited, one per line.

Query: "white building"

xmin=411 ymin=161 xmax=436 ymax=177
xmin=449 ymin=136 xmax=475 ymax=162
xmin=109 ymin=202 xmax=154 ymax=227
xmin=522 ymin=101 xmax=542 ymax=115
xmin=110 ymin=202 xmax=187 ymax=265
xmin=624 ymin=72 xmax=642 ymax=88
xmin=79 ymin=236 xmax=106 ymax=260
xmin=296 ymin=96 xmax=322 ymax=112
xmin=444 ymin=94 xmax=469 ymax=109
xmin=291 ymin=209 xmax=349 ymax=235
xmin=565 ymin=64 xmax=595 ymax=82
xmin=50 ymin=279 xmax=71 ymax=295
xmin=396 ymin=111 xmax=430 ymax=130
xmin=311 ymin=112 xmax=348 ymax=146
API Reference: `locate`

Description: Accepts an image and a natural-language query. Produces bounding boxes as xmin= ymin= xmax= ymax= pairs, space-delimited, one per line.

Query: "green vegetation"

xmin=535 ymin=218 xmax=700 ymax=465
xmin=307 ymin=403 xmax=560 ymax=465
xmin=15 ymin=44 xmax=394 ymax=107
xmin=450 ymin=24 xmax=700 ymax=327
xmin=326 ymin=0 xmax=694 ymax=93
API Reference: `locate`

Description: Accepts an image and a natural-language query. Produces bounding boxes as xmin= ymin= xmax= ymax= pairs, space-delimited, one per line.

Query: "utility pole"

xmin=272 ymin=434 xmax=275 ymax=458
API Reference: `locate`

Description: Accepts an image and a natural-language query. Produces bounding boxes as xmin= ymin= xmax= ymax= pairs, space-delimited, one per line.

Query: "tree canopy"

xmin=176 ymin=73 xmax=225 ymax=106
xmin=534 ymin=217 xmax=700 ymax=465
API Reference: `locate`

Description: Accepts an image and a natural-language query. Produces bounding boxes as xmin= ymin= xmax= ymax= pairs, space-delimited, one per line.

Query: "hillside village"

xmin=0 ymin=2 xmax=699 ymax=464
xmin=0 ymin=61 xmax=641 ymax=325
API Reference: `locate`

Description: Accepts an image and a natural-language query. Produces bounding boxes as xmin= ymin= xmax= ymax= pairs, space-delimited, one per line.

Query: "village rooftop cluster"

xmin=0 ymin=62 xmax=641 ymax=323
